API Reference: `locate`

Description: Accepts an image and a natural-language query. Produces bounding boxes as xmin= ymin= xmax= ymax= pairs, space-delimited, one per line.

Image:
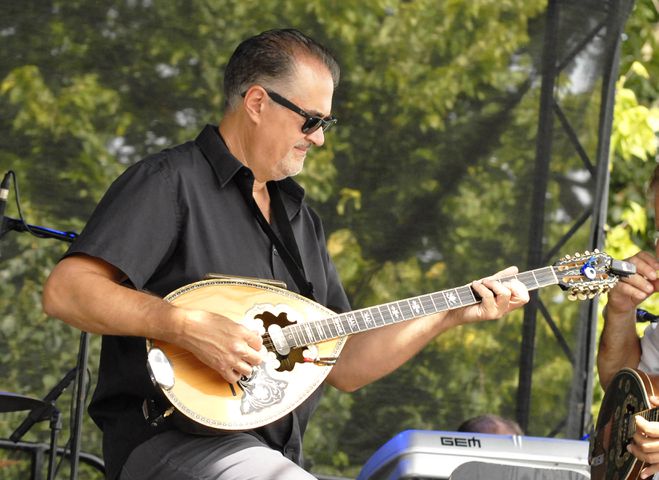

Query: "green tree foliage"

xmin=0 ymin=1 xmax=651 ymax=478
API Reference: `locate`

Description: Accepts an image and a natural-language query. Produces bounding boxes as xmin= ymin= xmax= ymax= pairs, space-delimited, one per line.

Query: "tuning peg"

xmin=575 ymin=252 xmax=581 ymax=257
xmin=568 ymin=292 xmax=577 ymax=301
xmin=594 ymin=249 xmax=600 ymax=253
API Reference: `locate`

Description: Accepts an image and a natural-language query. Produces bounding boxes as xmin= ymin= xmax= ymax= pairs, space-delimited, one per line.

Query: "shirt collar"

xmin=194 ymin=124 xmax=305 ymax=216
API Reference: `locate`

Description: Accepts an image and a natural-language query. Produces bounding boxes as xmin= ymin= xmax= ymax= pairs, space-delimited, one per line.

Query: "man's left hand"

xmin=459 ymin=266 xmax=530 ymax=325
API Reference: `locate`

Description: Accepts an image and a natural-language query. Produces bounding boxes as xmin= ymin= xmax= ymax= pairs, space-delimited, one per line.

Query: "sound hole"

xmin=257 ymin=311 xmax=305 ymax=372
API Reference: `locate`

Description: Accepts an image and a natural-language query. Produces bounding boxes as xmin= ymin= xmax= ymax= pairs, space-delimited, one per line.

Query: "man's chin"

xmin=279 ymin=158 xmax=305 ymax=179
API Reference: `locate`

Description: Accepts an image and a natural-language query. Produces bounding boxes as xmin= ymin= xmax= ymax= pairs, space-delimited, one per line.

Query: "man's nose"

xmin=306 ymin=127 xmax=325 ymax=147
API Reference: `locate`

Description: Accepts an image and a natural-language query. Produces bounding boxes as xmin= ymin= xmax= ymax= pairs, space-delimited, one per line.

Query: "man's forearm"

xmin=597 ymin=305 xmax=641 ymax=389
xmin=42 ymin=255 xmax=183 ymax=342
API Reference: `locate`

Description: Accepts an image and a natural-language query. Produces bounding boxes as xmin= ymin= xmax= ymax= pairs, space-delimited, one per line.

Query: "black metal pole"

xmin=516 ymin=0 xmax=560 ymax=433
xmin=566 ymin=0 xmax=634 ymax=439
xmin=70 ymin=332 xmax=89 ymax=480
xmin=46 ymin=408 xmax=61 ymax=480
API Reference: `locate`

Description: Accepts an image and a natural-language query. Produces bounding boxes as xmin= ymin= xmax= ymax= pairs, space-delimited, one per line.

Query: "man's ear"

xmin=242 ymin=86 xmax=268 ymax=125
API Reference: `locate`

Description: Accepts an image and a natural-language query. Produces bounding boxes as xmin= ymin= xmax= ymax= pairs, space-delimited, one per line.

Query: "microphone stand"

xmin=3 ymin=215 xmax=87 ymax=480
xmin=1 ymin=217 xmax=78 ymax=242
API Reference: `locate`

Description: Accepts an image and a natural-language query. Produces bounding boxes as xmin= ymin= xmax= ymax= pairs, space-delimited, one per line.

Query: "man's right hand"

xmin=606 ymin=250 xmax=659 ymax=316
xmin=178 ymin=308 xmax=264 ymax=384
xmin=629 ymin=395 xmax=659 ymax=479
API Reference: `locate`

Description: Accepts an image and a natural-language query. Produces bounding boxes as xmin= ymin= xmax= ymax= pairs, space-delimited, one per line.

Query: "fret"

xmin=548 ymin=266 xmax=559 ymax=285
xmin=518 ymin=271 xmax=539 ymax=290
xmin=457 ymin=286 xmax=475 ymax=306
xmin=443 ymin=289 xmax=462 ymax=309
xmin=340 ymin=314 xmax=350 ymax=334
xmin=398 ymin=300 xmax=414 ymax=320
xmin=420 ymin=295 xmax=435 ymax=315
xmin=536 ymin=267 xmax=558 ymax=287
xmin=333 ymin=317 xmax=346 ymax=336
xmin=294 ymin=326 xmax=303 ymax=346
xmin=287 ymin=325 xmax=299 ymax=347
xmin=304 ymin=323 xmax=316 ymax=344
xmin=377 ymin=305 xmax=393 ymax=325
xmin=431 ymin=292 xmax=448 ymax=312
xmin=366 ymin=311 xmax=376 ymax=331
xmin=314 ymin=321 xmax=325 ymax=340
xmin=387 ymin=302 xmax=403 ymax=322
xmin=427 ymin=294 xmax=438 ymax=313
xmin=289 ymin=325 xmax=301 ymax=347
xmin=371 ymin=307 xmax=386 ymax=326
xmin=310 ymin=320 xmax=323 ymax=341
xmin=322 ymin=318 xmax=336 ymax=340
xmin=400 ymin=300 xmax=413 ymax=320
xmin=294 ymin=325 xmax=305 ymax=345
xmin=409 ymin=297 xmax=425 ymax=316
xmin=325 ymin=317 xmax=341 ymax=340
xmin=320 ymin=318 xmax=332 ymax=339
xmin=531 ymin=268 xmax=547 ymax=288
xmin=355 ymin=309 xmax=375 ymax=332
xmin=345 ymin=312 xmax=359 ymax=332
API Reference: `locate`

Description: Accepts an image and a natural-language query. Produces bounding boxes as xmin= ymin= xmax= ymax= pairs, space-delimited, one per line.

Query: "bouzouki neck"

xmin=281 ymin=267 xmax=557 ymax=350
xmin=278 ymin=250 xmax=634 ymax=352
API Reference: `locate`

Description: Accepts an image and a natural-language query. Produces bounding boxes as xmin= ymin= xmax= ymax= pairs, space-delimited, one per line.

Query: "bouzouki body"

xmin=590 ymin=368 xmax=659 ymax=480
xmin=149 ymin=278 xmax=345 ymax=430
xmin=146 ymin=250 xmax=634 ymax=431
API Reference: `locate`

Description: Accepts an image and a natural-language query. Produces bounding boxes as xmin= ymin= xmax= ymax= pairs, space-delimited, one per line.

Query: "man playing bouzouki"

xmin=597 ymin=165 xmax=659 ymax=479
xmin=42 ymin=29 xmax=529 ymax=480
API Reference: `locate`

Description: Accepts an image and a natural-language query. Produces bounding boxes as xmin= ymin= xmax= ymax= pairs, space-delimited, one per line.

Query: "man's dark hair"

xmin=457 ymin=414 xmax=524 ymax=435
xmin=223 ymin=28 xmax=340 ymax=110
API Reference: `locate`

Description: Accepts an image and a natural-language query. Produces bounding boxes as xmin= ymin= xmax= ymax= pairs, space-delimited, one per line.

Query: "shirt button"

xmin=273 ymin=247 xmax=279 ymax=256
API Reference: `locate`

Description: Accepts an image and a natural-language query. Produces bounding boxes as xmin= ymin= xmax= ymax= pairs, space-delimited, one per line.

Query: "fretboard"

xmin=630 ymin=407 xmax=659 ymax=437
xmin=282 ymin=266 xmax=559 ymax=349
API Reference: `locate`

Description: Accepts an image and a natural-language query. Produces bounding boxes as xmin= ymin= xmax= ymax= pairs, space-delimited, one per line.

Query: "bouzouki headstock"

xmin=553 ymin=250 xmax=636 ymax=301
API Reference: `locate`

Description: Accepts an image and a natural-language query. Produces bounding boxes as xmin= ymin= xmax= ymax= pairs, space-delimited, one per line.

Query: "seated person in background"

xmin=597 ymin=164 xmax=659 ymax=480
xmin=457 ymin=414 xmax=523 ymax=435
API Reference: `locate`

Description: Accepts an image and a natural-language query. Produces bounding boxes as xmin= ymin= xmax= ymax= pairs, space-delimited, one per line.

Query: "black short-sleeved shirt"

xmin=66 ymin=124 xmax=350 ymax=480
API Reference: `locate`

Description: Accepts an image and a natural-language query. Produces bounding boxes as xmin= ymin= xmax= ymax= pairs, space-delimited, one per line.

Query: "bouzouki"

xmin=590 ymin=368 xmax=659 ymax=480
xmin=146 ymin=250 xmax=634 ymax=431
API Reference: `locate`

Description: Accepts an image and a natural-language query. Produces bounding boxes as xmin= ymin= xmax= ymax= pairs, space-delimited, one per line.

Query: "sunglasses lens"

xmin=302 ymin=117 xmax=337 ymax=134
xmin=302 ymin=118 xmax=323 ymax=134
xmin=322 ymin=118 xmax=337 ymax=132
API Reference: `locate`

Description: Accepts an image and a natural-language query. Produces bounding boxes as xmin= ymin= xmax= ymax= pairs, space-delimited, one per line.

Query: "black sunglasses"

xmin=265 ymin=90 xmax=337 ymax=134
